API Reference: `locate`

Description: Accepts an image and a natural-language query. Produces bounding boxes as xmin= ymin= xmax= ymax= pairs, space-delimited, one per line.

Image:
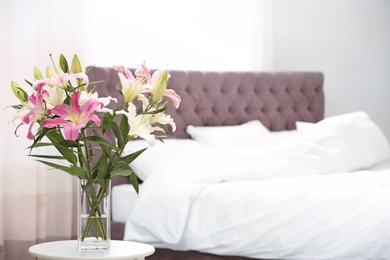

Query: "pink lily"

xmin=33 ymin=72 xmax=89 ymax=91
xmin=113 ymin=65 xmax=135 ymax=81
xmin=114 ymin=65 xmax=146 ymax=104
xmin=137 ymin=64 xmax=181 ymax=108
xmin=135 ymin=64 xmax=152 ymax=83
xmin=43 ymin=91 xmax=102 ymax=141
xmin=14 ymin=92 xmax=48 ymax=140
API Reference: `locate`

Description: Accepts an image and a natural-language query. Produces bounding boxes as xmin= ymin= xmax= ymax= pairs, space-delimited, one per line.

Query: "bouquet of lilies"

xmin=9 ymin=54 xmax=181 ymax=243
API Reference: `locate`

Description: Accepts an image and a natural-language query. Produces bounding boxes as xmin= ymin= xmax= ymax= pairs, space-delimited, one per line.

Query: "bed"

xmin=87 ymin=67 xmax=390 ymax=260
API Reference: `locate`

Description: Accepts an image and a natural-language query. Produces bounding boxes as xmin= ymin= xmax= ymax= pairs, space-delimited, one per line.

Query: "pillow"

xmin=186 ymin=120 xmax=270 ymax=148
xmin=283 ymin=111 xmax=390 ymax=170
xmin=123 ymin=139 xmax=207 ymax=181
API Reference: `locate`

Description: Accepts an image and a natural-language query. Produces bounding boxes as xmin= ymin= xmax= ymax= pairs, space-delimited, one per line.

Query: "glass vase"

xmin=78 ymin=178 xmax=111 ymax=251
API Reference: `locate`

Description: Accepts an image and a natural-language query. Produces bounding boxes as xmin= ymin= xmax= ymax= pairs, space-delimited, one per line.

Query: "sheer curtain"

xmin=0 ymin=0 xmax=92 ymax=259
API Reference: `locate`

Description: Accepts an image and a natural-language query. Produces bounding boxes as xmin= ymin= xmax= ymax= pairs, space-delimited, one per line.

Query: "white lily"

xmin=117 ymin=103 xmax=157 ymax=147
xmin=43 ymin=85 xmax=66 ymax=109
xmin=79 ymin=91 xmax=117 ymax=115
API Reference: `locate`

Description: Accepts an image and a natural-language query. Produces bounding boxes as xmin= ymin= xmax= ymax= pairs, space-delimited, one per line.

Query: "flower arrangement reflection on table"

xmin=9 ymin=54 xmax=181 ymax=249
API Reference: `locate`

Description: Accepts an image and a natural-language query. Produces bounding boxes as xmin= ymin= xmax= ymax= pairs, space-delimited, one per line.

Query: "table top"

xmin=28 ymin=240 xmax=155 ymax=260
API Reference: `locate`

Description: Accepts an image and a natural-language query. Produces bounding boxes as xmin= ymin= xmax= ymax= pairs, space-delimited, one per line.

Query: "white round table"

xmin=28 ymin=240 xmax=155 ymax=260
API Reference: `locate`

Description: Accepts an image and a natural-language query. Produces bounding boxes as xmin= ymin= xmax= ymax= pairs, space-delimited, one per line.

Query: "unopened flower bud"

xmin=11 ymin=81 xmax=28 ymax=103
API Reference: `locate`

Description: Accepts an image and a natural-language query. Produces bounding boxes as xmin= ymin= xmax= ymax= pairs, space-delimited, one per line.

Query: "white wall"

xmin=85 ymin=0 xmax=266 ymax=71
xmin=0 ymin=0 xmax=269 ymax=189
xmin=271 ymin=0 xmax=390 ymax=140
xmin=1 ymin=0 xmax=389 ymax=139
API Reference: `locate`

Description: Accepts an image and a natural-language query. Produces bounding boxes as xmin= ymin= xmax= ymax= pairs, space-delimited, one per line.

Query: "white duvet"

xmin=123 ymin=112 xmax=390 ymax=259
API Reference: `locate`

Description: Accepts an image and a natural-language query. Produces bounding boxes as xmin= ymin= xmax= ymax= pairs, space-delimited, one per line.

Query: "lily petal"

xmin=63 ymin=123 xmax=82 ymax=141
xmin=165 ymin=89 xmax=181 ymax=108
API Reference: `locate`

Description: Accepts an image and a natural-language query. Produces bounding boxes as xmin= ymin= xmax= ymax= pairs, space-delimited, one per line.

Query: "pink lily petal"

xmin=135 ymin=64 xmax=152 ymax=84
xmin=113 ymin=65 xmax=134 ymax=81
xmin=79 ymin=113 xmax=100 ymax=128
xmin=14 ymin=122 xmax=24 ymax=137
xmin=26 ymin=123 xmax=36 ymax=140
xmin=71 ymin=91 xmax=82 ymax=114
xmin=71 ymin=73 xmax=89 ymax=87
xmin=80 ymin=98 xmax=103 ymax=117
xmin=165 ymin=89 xmax=181 ymax=108
xmin=113 ymin=65 xmax=125 ymax=74
xmin=151 ymin=69 xmax=163 ymax=85
xmin=43 ymin=118 xmax=69 ymax=128
xmin=63 ymin=124 xmax=83 ymax=141
xmin=124 ymin=69 xmax=134 ymax=81
xmin=21 ymin=113 xmax=30 ymax=124
xmin=87 ymin=114 xmax=101 ymax=126
xmin=51 ymin=104 xmax=72 ymax=119
xmin=33 ymin=78 xmax=58 ymax=92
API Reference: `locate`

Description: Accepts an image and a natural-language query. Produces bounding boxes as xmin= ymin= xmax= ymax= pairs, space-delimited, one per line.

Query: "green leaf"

xmin=110 ymin=169 xmax=134 ymax=177
xmin=59 ymin=54 xmax=69 ymax=73
xmin=29 ymin=127 xmax=51 ymax=153
xmin=102 ymin=113 xmax=114 ymax=135
xmin=89 ymin=80 xmax=105 ymax=85
xmin=158 ymin=123 xmax=170 ymax=135
xmin=70 ymin=165 xmax=89 ymax=179
xmin=120 ymin=114 xmax=129 ymax=146
xmin=115 ymin=82 xmax=122 ymax=93
xmin=45 ymin=130 xmax=78 ymax=165
xmin=24 ymin=79 xmax=33 ymax=87
xmin=27 ymin=142 xmax=53 ymax=149
xmin=96 ymin=150 xmax=109 ymax=179
xmin=143 ymin=105 xmax=168 ymax=115
xmin=82 ymin=136 xmax=116 ymax=149
xmin=129 ymin=172 xmax=139 ymax=194
xmin=58 ymin=140 xmax=82 ymax=148
xmin=85 ymin=65 xmax=95 ymax=74
xmin=9 ymin=104 xmax=23 ymax=109
xmin=29 ymin=154 xmax=65 ymax=160
xmin=121 ymin=148 xmax=147 ymax=165
xmin=35 ymin=160 xmax=77 ymax=176
xmin=109 ymin=120 xmax=123 ymax=149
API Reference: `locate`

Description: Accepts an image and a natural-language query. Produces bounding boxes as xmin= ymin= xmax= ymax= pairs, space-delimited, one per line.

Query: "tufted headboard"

xmin=87 ymin=67 xmax=325 ymax=139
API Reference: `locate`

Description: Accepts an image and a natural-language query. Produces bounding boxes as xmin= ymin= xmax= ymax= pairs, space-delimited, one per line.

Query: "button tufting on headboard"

xmin=87 ymin=67 xmax=324 ymax=138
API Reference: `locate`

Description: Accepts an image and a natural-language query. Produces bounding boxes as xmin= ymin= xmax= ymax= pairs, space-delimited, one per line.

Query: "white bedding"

xmin=121 ymin=112 xmax=390 ymax=259
xmin=112 ymin=184 xmax=139 ymax=223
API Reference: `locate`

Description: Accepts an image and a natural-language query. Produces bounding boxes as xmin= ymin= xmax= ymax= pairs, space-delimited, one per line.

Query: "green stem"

xmin=80 ymin=129 xmax=92 ymax=178
xmin=80 ymin=180 xmax=109 ymax=242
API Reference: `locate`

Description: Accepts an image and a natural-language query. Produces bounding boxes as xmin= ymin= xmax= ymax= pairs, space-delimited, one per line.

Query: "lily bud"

xmin=33 ymin=67 xmax=43 ymax=80
xmin=46 ymin=66 xmax=54 ymax=78
xmin=71 ymin=54 xmax=87 ymax=90
xmin=152 ymin=70 xmax=169 ymax=105
xmin=11 ymin=81 xmax=28 ymax=103
xmin=59 ymin=54 xmax=69 ymax=73
xmin=71 ymin=54 xmax=83 ymax=74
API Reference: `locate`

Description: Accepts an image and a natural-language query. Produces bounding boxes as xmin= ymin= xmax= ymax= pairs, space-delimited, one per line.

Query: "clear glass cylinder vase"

xmin=78 ymin=178 xmax=111 ymax=251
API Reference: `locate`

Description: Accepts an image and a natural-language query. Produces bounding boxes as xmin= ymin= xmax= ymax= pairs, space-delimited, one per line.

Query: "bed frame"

xmin=87 ymin=66 xmax=325 ymax=259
